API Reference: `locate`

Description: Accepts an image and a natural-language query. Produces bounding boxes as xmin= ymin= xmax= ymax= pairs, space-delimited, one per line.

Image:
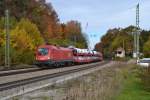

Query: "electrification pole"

xmin=133 ymin=3 xmax=140 ymax=60
xmin=5 ymin=9 xmax=10 ymax=68
xmin=133 ymin=31 xmax=137 ymax=58
xmin=136 ymin=3 xmax=140 ymax=60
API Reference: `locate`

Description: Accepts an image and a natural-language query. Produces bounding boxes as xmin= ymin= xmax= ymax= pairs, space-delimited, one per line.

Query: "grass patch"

xmin=59 ymin=64 xmax=126 ymax=100
xmin=16 ymin=63 xmax=150 ymax=100
xmin=116 ymin=66 xmax=150 ymax=100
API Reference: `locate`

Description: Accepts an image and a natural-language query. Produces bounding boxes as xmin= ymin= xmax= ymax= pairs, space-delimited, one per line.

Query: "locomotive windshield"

xmin=72 ymin=49 xmax=77 ymax=56
xmin=38 ymin=48 xmax=48 ymax=56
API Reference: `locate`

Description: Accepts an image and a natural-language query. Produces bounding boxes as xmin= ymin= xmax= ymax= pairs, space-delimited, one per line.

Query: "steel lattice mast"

xmin=136 ymin=4 xmax=140 ymax=60
xmin=133 ymin=3 xmax=140 ymax=59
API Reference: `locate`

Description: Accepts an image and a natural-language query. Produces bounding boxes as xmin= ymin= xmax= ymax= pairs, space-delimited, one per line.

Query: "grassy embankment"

xmin=62 ymin=63 xmax=150 ymax=100
xmin=13 ymin=62 xmax=150 ymax=100
xmin=14 ymin=62 xmax=126 ymax=100
xmin=116 ymin=64 xmax=150 ymax=100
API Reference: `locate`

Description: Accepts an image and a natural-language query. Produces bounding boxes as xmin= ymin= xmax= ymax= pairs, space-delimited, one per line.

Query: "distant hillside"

xmin=94 ymin=26 xmax=150 ymax=58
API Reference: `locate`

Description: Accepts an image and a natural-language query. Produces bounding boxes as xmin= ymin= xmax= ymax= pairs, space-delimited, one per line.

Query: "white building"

xmin=116 ymin=47 xmax=125 ymax=58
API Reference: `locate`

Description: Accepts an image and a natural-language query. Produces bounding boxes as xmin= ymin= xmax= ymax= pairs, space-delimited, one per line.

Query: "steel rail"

xmin=0 ymin=61 xmax=108 ymax=91
xmin=0 ymin=67 xmax=41 ymax=77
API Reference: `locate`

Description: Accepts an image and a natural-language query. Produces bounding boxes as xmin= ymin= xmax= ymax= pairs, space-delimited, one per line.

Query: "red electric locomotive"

xmin=35 ymin=44 xmax=103 ymax=67
xmin=35 ymin=45 xmax=73 ymax=66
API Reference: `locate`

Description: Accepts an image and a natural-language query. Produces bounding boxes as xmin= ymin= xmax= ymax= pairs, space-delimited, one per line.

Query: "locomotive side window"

xmin=72 ymin=49 xmax=77 ymax=56
xmin=38 ymin=48 xmax=48 ymax=56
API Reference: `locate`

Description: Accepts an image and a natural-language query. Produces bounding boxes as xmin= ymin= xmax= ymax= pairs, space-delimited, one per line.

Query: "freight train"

xmin=35 ymin=44 xmax=103 ymax=67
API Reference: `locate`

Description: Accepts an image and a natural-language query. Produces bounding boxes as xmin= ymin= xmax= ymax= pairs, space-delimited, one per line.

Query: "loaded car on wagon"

xmin=35 ymin=44 xmax=103 ymax=67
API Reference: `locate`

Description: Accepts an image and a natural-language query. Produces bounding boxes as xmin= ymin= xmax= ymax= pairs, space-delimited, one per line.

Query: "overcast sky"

xmin=46 ymin=0 xmax=150 ymax=49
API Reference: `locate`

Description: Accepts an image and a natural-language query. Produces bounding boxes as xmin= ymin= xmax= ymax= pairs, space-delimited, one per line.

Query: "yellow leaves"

xmin=11 ymin=27 xmax=34 ymax=50
xmin=10 ymin=18 xmax=44 ymax=51
xmin=16 ymin=19 xmax=44 ymax=44
xmin=0 ymin=29 xmax=5 ymax=47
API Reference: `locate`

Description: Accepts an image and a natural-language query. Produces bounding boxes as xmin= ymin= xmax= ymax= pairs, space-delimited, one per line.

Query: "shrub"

xmin=139 ymin=67 xmax=150 ymax=91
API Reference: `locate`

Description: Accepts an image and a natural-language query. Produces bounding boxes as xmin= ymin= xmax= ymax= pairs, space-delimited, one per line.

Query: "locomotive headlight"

xmin=48 ymin=57 xmax=50 ymax=60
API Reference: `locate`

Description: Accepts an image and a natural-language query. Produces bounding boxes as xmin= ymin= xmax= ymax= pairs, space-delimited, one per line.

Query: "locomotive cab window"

xmin=72 ymin=49 xmax=77 ymax=56
xmin=38 ymin=48 xmax=48 ymax=56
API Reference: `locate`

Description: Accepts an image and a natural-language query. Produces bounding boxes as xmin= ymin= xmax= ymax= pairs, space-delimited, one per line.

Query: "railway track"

xmin=0 ymin=67 xmax=41 ymax=77
xmin=0 ymin=61 xmax=109 ymax=91
xmin=0 ymin=64 xmax=86 ymax=77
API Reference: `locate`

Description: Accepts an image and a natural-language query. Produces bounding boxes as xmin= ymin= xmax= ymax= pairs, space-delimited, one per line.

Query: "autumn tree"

xmin=111 ymin=32 xmax=133 ymax=55
xmin=0 ymin=0 xmax=88 ymax=65
xmin=94 ymin=42 xmax=103 ymax=53
xmin=95 ymin=25 xmax=150 ymax=58
xmin=95 ymin=26 xmax=136 ymax=58
xmin=143 ymin=37 xmax=150 ymax=57
xmin=64 ymin=20 xmax=87 ymax=48
xmin=10 ymin=18 xmax=44 ymax=64
xmin=99 ymin=28 xmax=120 ymax=57
xmin=0 ymin=0 xmax=59 ymax=39
xmin=16 ymin=18 xmax=44 ymax=47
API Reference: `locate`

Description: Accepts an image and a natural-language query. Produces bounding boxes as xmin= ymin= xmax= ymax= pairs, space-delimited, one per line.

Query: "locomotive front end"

xmin=35 ymin=46 xmax=52 ymax=66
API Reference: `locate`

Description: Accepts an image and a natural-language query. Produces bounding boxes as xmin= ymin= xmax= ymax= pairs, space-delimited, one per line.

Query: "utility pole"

xmin=136 ymin=3 xmax=140 ymax=60
xmin=133 ymin=31 xmax=137 ymax=58
xmin=5 ymin=9 xmax=10 ymax=68
xmin=74 ymin=35 xmax=77 ymax=46
xmin=123 ymin=39 xmax=125 ymax=50
xmin=133 ymin=3 xmax=140 ymax=60
xmin=85 ymin=22 xmax=90 ymax=50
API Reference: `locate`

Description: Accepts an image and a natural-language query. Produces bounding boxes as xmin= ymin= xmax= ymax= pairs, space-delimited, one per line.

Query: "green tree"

xmin=140 ymin=30 xmax=150 ymax=52
xmin=95 ymin=26 xmax=136 ymax=58
xmin=111 ymin=32 xmax=133 ymax=55
xmin=11 ymin=27 xmax=33 ymax=50
xmin=16 ymin=18 xmax=44 ymax=48
xmin=10 ymin=18 xmax=44 ymax=64
xmin=143 ymin=37 xmax=150 ymax=57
